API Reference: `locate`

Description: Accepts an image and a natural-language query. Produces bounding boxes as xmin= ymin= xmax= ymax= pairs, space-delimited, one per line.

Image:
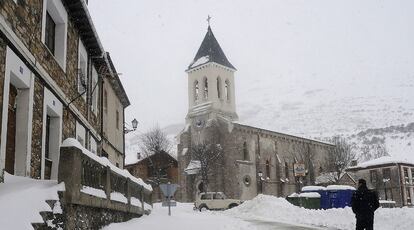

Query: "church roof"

xmin=188 ymin=26 xmax=236 ymax=71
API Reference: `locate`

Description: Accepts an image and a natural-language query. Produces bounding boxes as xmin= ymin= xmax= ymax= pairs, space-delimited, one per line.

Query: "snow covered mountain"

xmin=235 ymin=70 xmax=414 ymax=162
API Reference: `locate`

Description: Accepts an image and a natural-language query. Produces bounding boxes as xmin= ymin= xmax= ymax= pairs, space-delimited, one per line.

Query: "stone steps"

xmin=31 ymin=196 xmax=64 ymax=230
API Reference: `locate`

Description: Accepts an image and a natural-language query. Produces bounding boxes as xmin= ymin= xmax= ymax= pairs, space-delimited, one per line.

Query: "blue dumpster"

xmin=301 ymin=186 xmax=329 ymax=209
xmin=326 ymin=185 xmax=356 ymax=208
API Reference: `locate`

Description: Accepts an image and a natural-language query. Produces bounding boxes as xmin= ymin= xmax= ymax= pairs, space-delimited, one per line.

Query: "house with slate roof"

xmin=347 ymin=156 xmax=414 ymax=207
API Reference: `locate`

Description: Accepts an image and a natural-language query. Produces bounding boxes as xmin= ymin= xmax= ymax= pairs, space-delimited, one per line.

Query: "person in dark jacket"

xmin=351 ymin=179 xmax=380 ymax=230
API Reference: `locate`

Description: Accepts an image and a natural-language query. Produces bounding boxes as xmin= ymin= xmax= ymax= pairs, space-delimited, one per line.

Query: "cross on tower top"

xmin=207 ymin=15 xmax=211 ymax=26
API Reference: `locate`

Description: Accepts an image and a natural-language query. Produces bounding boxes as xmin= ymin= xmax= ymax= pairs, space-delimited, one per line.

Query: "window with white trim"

xmin=76 ymin=121 xmax=86 ymax=147
xmin=90 ymin=136 xmax=97 ymax=154
xmin=78 ymin=40 xmax=88 ymax=100
xmin=41 ymin=0 xmax=68 ymax=70
xmin=91 ymin=66 xmax=99 ymax=114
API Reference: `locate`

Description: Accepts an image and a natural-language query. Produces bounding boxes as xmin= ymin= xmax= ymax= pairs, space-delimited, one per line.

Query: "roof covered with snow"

xmin=348 ymin=156 xmax=414 ymax=170
xmin=188 ymin=26 xmax=235 ymax=70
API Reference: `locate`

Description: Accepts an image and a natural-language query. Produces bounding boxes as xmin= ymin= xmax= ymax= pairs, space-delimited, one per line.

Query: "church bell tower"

xmin=185 ymin=25 xmax=238 ymax=126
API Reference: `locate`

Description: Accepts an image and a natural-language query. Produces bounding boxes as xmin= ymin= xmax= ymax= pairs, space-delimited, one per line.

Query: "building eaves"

xmin=105 ymin=52 xmax=131 ymax=108
xmin=63 ymin=0 xmax=104 ymax=56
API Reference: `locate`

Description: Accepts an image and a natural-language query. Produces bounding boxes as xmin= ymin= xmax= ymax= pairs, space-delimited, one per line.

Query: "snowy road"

xmin=246 ymin=219 xmax=325 ymax=230
xmin=102 ymin=202 xmax=327 ymax=230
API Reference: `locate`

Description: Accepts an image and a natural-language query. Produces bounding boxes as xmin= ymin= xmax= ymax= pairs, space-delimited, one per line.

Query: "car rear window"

xmin=201 ymin=194 xmax=212 ymax=200
xmin=213 ymin=193 xmax=224 ymax=199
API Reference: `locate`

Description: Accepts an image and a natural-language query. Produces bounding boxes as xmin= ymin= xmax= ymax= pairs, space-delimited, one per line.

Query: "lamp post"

xmin=258 ymin=171 xmax=263 ymax=194
xmin=124 ymin=118 xmax=138 ymax=134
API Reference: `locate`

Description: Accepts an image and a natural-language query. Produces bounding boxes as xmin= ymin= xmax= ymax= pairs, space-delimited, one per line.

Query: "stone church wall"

xmin=177 ymin=119 xmax=334 ymax=202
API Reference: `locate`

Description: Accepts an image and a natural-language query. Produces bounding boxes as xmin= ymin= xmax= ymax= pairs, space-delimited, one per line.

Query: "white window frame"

xmin=76 ymin=121 xmax=86 ymax=147
xmin=91 ymin=66 xmax=99 ymax=114
xmin=89 ymin=136 xmax=97 ymax=154
xmin=41 ymin=0 xmax=68 ymax=71
xmin=78 ymin=40 xmax=88 ymax=100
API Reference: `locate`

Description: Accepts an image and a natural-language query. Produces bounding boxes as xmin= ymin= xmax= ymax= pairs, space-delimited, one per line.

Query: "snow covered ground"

xmin=226 ymin=195 xmax=414 ymax=230
xmin=0 ymin=173 xmax=64 ymax=229
xmin=102 ymin=203 xmax=257 ymax=230
xmin=103 ymin=195 xmax=414 ymax=230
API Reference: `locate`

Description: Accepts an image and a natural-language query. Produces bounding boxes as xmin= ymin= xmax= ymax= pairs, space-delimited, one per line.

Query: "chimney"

xmin=137 ymin=152 xmax=141 ymax=159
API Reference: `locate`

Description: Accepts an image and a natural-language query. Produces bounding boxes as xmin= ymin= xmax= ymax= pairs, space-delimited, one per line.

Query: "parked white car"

xmin=194 ymin=192 xmax=242 ymax=211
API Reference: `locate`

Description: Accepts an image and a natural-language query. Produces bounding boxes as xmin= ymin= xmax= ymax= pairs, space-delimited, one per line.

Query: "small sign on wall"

xmin=294 ymin=163 xmax=306 ymax=177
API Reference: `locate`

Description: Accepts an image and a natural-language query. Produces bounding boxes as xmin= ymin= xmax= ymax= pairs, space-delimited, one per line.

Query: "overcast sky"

xmin=88 ymin=0 xmax=414 ymax=134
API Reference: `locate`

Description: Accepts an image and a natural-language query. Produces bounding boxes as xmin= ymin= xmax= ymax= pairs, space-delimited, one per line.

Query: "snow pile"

xmin=103 ymin=202 xmax=256 ymax=230
xmin=326 ymin=185 xmax=356 ymax=191
xmin=111 ymin=192 xmax=128 ymax=204
xmin=301 ymin=186 xmax=326 ymax=191
xmin=299 ymin=192 xmax=321 ymax=198
xmin=189 ymin=55 xmax=210 ymax=68
xmin=225 ymin=194 xmax=414 ymax=230
xmin=0 ymin=173 xmax=65 ymax=229
xmin=62 ymin=138 xmax=152 ymax=191
xmin=81 ymin=186 xmax=106 ymax=199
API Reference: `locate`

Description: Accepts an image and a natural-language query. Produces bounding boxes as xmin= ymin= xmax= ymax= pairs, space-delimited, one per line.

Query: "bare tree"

xmin=139 ymin=125 xmax=171 ymax=157
xmin=325 ymin=136 xmax=357 ymax=183
xmin=138 ymin=126 xmax=172 ymax=186
xmin=373 ymin=143 xmax=389 ymax=159
xmin=359 ymin=143 xmax=389 ymax=162
xmin=190 ymin=143 xmax=223 ymax=192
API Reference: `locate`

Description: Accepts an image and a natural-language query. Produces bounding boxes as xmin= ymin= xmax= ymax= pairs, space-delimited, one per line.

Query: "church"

xmin=177 ymin=25 xmax=334 ymax=202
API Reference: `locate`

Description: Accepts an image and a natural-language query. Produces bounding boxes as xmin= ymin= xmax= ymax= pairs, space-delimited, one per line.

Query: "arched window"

xmin=284 ymin=162 xmax=289 ymax=179
xmin=243 ymin=142 xmax=249 ymax=160
xmin=266 ymin=160 xmax=270 ymax=178
xmin=194 ymin=80 xmax=199 ymax=101
xmin=225 ymin=80 xmax=230 ymax=101
xmin=217 ymin=77 xmax=222 ymax=99
xmin=203 ymin=78 xmax=208 ymax=99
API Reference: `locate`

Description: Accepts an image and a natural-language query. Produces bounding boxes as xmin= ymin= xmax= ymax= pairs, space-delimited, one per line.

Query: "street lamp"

xmin=124 ymin=118 xmax=138 ymax=134
xmin=257 ymin=171 xmax=263 ymax=194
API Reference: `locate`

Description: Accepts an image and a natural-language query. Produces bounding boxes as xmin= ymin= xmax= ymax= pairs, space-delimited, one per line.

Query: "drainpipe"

xmin=99 ymin=74 xmax=104 ymax=155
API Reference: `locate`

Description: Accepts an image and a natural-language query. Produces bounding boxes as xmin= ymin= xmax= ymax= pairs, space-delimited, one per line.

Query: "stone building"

xmin=125 ymin=151 xmax=178 ymax=202
xmin=0 ymin=0 xmax=129 ymax=182
xmin=177 ymin=26 xmax=334 ymax=202
xmin=346 ymin=156 xmax=414 ymax=207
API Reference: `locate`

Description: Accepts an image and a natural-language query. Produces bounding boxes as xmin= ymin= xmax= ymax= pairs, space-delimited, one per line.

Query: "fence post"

xmin=58 ymin=146 xmax=82 ymax=203
xmin=126 ymin=178 xmax=131 ymax=206
xmin=141 ymin=186 xmax=145 ymax=211
xmin=105 ymin=166 xmax=111 ymax=200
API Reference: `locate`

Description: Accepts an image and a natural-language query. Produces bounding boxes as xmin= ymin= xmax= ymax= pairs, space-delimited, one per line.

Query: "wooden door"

xmin=5 ymin=85 xmax=17 ymax=174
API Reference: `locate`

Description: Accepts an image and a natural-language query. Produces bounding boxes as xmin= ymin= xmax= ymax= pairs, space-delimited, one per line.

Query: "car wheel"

xmin=199 ymin=204 xmax=208 ymax=212
xmin=228 ymin=203 xmax=238 ymax=209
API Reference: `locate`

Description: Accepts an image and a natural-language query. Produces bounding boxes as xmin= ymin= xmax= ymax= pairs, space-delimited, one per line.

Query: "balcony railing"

xmin=58 ymin=140 xmax=153 ymax=215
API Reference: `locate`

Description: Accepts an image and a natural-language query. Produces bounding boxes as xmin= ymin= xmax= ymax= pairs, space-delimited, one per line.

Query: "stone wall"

xmin=30 ymin=78 xmax=44 ymax=179
xmin=0 ymin=0 xmax=101 ymax=135
xmin=63 ymin=204 xmax=139 ymax=230
xmin=0 ymin=0 xmax=109 ymax=180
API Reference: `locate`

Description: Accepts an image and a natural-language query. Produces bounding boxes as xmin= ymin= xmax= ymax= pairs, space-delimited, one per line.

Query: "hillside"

xmin=126 ymin=69 xmax=414 ymax=165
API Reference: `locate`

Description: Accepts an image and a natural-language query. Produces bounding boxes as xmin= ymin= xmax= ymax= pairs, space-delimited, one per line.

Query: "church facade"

xmin=177 ymin=26 xmax=334 ymax=202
